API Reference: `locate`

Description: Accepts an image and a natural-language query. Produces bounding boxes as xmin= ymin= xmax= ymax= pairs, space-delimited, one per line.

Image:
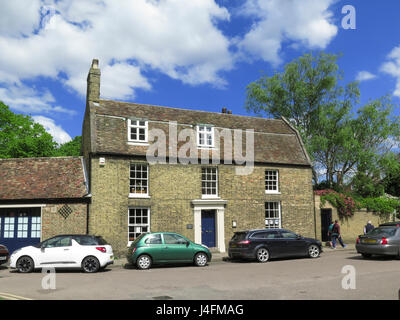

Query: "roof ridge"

xmin=0 ymin=156 xmax=83 ymax=161
xmin=99 ymin=99 xmax=282 ymax=122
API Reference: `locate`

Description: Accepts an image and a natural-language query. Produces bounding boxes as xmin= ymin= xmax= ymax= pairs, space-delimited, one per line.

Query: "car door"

xmin=279 ymin=230 xmax=308 ymax=257
xmin=38 ymin=236 xmax=74 ymax=267
xmin=143 ymin=234 xmax=165 ymax=263
xmin=162 ymin=233 xmax=193 ymax=262
xmin=255 ymin=230 xmax=287 ymax=258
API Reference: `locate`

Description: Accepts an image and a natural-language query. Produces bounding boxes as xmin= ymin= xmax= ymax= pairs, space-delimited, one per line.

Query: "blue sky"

xmin=0 ymin=0 xmax=400 ymax=143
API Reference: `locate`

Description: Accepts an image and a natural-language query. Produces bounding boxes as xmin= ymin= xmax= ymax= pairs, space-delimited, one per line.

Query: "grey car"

xmin=356 ymin=223 xmax=400 ymax=258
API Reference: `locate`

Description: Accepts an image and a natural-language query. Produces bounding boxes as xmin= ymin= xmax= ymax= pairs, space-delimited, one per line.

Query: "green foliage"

xmin=54 ymin=136 xmax=82 ymax=157
xmin=315 ymin=189 xmax=360 ymax=217
xmin=359 ymin=197 xmax=400 ymax=215
xmin=0 ymin=101 xmax=57 ymax=158
xmin=245 ymin=52 xmax=400 ymax=190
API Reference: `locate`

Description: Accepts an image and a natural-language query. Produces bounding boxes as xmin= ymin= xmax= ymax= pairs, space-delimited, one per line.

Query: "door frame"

xmin=192 ymin=199 xmax=227 ymax=253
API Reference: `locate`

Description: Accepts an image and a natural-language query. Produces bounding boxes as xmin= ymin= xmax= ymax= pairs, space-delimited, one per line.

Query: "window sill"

xmin=197 ymin=146 xmax=218 ymax=150
xmin=265 ymin=191 xmax=281 ymax=195
xmin=129 ymin=194 xmax=151 ymax=199
xmin=201 ymin=195 xmax=220 ymax=200
xmin=127 ymin=141 xmax=149 ymax=146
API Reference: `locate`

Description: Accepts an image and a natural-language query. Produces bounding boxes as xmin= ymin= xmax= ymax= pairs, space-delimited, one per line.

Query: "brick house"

xmin=82 ymin=60 xmax=315 ymax=255
xmin=0 ymin=157 xmax=90 ymax=253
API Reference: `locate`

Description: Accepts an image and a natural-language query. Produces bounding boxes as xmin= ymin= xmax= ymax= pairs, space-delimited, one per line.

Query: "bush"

xmin=359 ymin=197 xmax=400 ymax=215
xmin=315 ymin=189 xmax=360 ymax=217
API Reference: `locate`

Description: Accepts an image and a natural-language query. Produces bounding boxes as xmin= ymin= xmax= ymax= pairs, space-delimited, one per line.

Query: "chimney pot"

xmin=222 ymin=107 xmax=227 ymax=114
xmin=227 ymin=110 xmax=232 ymax=114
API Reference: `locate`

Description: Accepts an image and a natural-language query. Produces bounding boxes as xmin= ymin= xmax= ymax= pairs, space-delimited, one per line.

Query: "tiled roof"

xmin=0 ymin=157 xmax=88 ymax=200
xmin=90 ymin=100 xmax=311 ymax=166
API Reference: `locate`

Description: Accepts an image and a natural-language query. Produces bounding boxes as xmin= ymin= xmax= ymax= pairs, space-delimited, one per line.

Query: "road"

xmin=0 ymin=249 xmax=400 ymax=300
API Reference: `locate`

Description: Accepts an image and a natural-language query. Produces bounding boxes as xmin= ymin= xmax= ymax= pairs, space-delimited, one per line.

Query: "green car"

xmin=127 ymin=232 xmax=212 ymax=270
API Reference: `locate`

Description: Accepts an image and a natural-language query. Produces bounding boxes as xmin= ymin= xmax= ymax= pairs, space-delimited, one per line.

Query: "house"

xmin=0 ymin=157 xmax=89 ymax=253
xmin=82 ymin=60 xmax=315 ymax=255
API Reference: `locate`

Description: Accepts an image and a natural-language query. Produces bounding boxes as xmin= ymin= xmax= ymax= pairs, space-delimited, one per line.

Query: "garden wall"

xmin=314 ymin=195 xmax=393 ymax=245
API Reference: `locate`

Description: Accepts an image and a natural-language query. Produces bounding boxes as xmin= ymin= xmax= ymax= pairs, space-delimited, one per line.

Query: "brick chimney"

xmin=86 ymin=59 xmax=101 ymax=103
xmin=222 ymin=107 xmax=227 ymax=114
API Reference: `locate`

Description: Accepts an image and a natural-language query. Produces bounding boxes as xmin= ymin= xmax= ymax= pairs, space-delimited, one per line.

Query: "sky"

xmin=0 ymin=0 xmax=400 ymax=144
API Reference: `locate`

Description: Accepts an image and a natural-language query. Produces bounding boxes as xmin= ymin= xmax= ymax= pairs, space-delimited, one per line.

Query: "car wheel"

xmin=82 ymin=256 xmax=100 ymax=273
xmin=256 ymin=247 xmax=269 ymax=263
xmin=361 ymin=253 xmax=372 ymax=259
xmin=308 ymin=244 xmax=320 ymax=258
xmin=136 ymin=254 xmax=152 ymax=270
xmin=194 ymin=252 xmax=208 ymax=267
xmin=16 ymin=256 xmax=34 ymax=273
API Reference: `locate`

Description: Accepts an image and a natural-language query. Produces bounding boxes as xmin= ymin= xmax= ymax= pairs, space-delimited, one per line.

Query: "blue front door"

xmin=0 ymin=208 xmax=41 ymax=254
xmin=201 ymin=210 xmax=216 ymax=248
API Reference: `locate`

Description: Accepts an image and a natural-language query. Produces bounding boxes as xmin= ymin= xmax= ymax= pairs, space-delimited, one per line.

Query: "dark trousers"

xmin=332 ymin=235 xmax=345 ymax=248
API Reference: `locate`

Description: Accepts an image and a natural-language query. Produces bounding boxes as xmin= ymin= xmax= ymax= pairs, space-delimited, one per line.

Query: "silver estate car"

xmin=356 ymin=222 xmax=400 ymax=258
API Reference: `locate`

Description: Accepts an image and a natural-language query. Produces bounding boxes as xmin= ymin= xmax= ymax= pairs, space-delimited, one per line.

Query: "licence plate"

xmin=363 ymin=239 xmax=377 ymax=244
xmin=0 ymin=256 xmax=7 ymax=260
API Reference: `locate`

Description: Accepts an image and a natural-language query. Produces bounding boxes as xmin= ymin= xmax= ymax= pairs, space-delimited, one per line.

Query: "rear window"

xmin=367 ymin=227 xmax=398 ymax=237
xmin=130 ymin=233 xmax=147 ymax=247
xmin=231 ymin=232 xmax=247 ymax=242
xmin=73 ymin=236 xmax=108 ymax=246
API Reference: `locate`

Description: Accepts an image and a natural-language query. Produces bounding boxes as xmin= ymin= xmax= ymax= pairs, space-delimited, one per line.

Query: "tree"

xmin=245 ymin=52 xmax=400 ymax=189
xmin=245 ymin=52 xmax=359 ymax=184
xmin=54 ymin=136 xmax=82 ymax=157
xmin=0 ymin=101 xmax=57 ymax=158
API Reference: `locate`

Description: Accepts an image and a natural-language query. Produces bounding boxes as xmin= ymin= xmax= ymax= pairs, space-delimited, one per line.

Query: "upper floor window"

xmin=130 ymin=163 xmax=149 ymax=197
xmin=202 ymin=167 xmax=218 ymax=198
xmin=197 ymin=125 xmax=214 ymax=148
xmin=265 ymin=170 xmax=279 ymax=193
xmin=128 ymin=119 xmax=148 ymax=143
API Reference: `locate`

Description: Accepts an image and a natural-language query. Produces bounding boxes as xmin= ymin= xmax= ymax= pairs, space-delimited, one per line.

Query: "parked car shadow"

xmin=224 ymin=255 xmax=314 ymax=264
xmin=346 ymin=254 xmax=400 ymax=261
xmin=123 ymin=262 xmax=204 ymax=270
xmin=9 ymin=268 xmax=112 ymax=274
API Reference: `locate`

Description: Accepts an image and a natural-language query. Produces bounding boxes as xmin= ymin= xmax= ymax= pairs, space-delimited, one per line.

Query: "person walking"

xmin=327 ymin=221 xmax=335 ymax=248
xmin=331 ymin=220 xmax=347 ymax=249
xmin=363 ymin=220 xmax=374 ymax=234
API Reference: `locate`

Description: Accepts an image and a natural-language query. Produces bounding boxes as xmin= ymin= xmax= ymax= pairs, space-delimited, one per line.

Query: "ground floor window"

xmin=265 ymin=202 xmax=281 ymax=228
xmin=128 ymin=208 xmax=150 ymax=242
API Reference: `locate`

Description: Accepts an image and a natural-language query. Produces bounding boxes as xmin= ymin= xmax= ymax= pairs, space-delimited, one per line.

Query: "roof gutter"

xmin=280 ymin=117 xmax=313 ymax=167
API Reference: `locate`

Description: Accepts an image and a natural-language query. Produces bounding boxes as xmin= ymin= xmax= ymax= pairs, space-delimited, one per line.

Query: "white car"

xmin=9 ymin=235 xmax=114 ymax=273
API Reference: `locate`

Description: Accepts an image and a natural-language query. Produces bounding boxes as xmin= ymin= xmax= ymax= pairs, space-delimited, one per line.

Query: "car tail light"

xmin=238 ymin=240 xmax=251 ymax=245
xmin=96 ymin=247 xmax=107 ymax=253
xmin=381 ymin=237 xmax=388 ymax=245
xmin=356 ymin=237 xmax=360 ymax=244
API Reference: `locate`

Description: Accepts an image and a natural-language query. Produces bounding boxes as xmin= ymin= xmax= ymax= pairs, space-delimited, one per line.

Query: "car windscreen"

xmin=231 ymin=232 xmax=247 ymax=242
xmin=366 ymin=227 xmax=398 ymax=237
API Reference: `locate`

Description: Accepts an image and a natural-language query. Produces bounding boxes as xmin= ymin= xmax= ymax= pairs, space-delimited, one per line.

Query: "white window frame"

xmin=127 ymin=119 xmax=148 ymax=144
xmin=201 ymin=167 xmax=219 ymax=199
xmin=265 ymin=170 xmax=280 ymax=194
xmin=197 ymin=125 xmax=215 ymax=148
xmin=128 ymin=207 xmax=150 ymax=247
xmin=129 ymin=163 xmax=150 ymax=198
xmin=265 ymin=202 xmax=281 ymax=229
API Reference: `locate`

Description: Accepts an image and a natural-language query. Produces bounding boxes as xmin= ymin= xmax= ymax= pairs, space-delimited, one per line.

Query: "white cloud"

xmin=381 ymin=46 xmax=400 ymax=97
xmin=356 ymin=71 xmax=377 ymax=82
xmin=237 ymin=0 xmax=338 ymax=65
xmin=0 ymin=0 xmax=233 ymax=103
xmin=0 ymin=83 xmax=76 ymax=115
xmin=0 ymin=0 xmax=41 ymax=37
xmin=32 ymin=115 xmax=72 ymax=144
